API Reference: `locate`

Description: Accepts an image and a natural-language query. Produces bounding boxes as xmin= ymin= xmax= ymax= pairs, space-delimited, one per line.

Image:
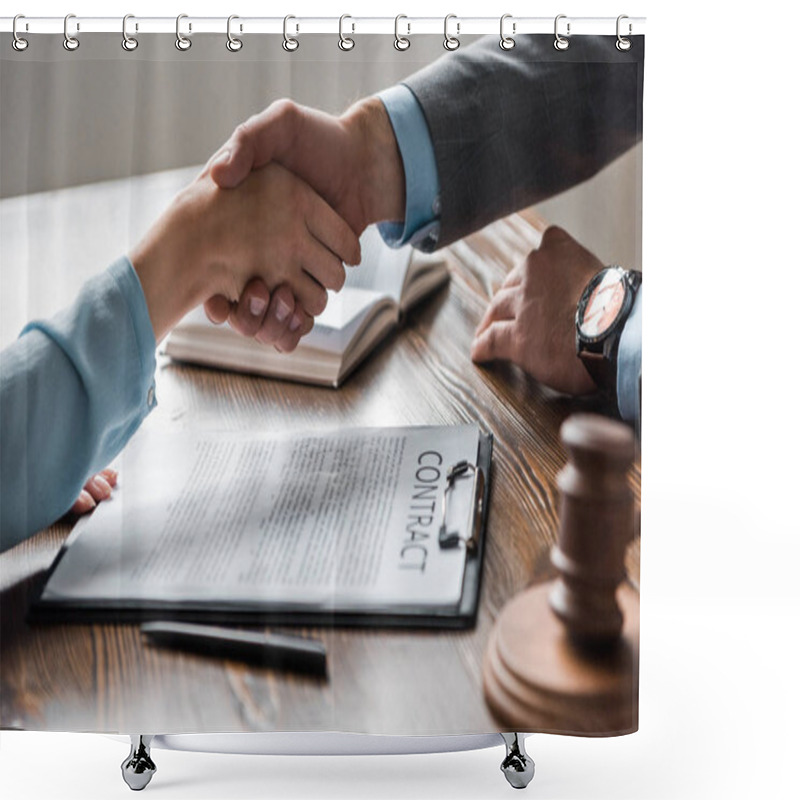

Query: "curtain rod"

xmin=1 ymin=15 xmax=646 ymax=37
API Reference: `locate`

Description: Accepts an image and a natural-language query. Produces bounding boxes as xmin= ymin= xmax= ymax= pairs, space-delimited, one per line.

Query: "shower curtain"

xmin=0 ymin=16 xmax=644 ymax=781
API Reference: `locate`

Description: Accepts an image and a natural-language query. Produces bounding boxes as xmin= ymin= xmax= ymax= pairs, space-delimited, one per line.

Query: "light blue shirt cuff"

xmin=376 ymin=84 xmax=442 ymax=252
xmin=109 ymin=256 xmax=159 ymax=410
xmin=617 ymin=289 xmax=642 ymax=427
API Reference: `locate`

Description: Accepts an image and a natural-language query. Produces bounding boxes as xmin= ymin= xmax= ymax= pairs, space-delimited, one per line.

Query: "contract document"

xmin=35 ymin=425 xmax=492 ymax=628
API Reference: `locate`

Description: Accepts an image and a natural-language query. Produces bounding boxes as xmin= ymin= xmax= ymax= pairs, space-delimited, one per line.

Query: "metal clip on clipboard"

xmin=438 ymin=459 xmax=486 ymax=555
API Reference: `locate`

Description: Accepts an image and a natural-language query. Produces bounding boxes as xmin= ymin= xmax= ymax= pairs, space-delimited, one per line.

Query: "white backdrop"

xmin=1 ymin=2 xmax=798 ymax=799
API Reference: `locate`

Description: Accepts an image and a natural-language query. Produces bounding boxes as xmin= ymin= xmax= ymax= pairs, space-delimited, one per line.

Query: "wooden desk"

xmin=0 ymin=186 xmax=640 ymax=736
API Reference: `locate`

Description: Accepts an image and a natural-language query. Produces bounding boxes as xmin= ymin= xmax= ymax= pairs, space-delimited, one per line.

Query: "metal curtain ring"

xmin=12 ymin=14 xmax=29 ymax=52
xmin=338 ymin=14 xmax=355 ymax=51
xmin=122 ymin=14 xmax=138 ymax=51
xmin=282 ymin=15 xmax=299 ymax=51
xmin=63 ymin=13 xmax=79 ymax=51
xmin=554 ymin=14 xmax=570 ymax=51
xmin=175 ymin=14 xmax=192 ymax=51
xmin=499 ymin=14 xmax=515 ymax=50
xmin=443 ymin=14 xmax=460 ymax=51
xmin=616 ymin=15 xmax=632 ymax=51
xmin=226 ymin=15 xmax=243 ymax=51
xmin=394 ymin=14 xmax=410 ymax=51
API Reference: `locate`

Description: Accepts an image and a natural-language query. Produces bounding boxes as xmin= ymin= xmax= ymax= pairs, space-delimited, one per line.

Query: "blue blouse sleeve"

xmin=0 ymin=256 xmax=157 ymax=552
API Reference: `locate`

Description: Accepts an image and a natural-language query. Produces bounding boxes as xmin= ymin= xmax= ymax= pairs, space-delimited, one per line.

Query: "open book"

xmin=33 ymin=425 xmax=492 ymax=629
xmin=164 ymin=226 xmax=449 ymax=387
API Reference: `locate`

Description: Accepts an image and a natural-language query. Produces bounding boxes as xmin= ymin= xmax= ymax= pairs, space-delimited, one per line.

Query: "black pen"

xmin=140 ymin=621 xmax=327 ymax=676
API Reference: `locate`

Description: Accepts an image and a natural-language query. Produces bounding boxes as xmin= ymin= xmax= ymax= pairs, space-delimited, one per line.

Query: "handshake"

xmin=131 ymin=94 xmax=610 ymax=402
xmin=130 ymin=97 xmax=405 ymax=351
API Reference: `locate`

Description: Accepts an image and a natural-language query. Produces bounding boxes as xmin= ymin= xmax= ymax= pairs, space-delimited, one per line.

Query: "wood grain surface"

xmin=0 ymin=209 xmax=641 ymax=736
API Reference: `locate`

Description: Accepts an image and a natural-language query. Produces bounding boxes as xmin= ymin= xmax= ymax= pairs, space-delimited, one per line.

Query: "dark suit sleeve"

xmin=402 ymin=35 xmax=644 ymax=248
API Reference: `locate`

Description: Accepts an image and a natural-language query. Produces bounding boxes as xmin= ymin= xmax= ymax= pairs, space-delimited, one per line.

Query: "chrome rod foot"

xmin=121 ymin=735 xmax=156 ymax=791
xmin=500 ymin=732 xmax=534 ymax=789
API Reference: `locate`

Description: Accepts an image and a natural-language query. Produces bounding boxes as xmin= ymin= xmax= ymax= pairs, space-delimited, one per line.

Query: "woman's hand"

xmin=205 ymin=278 xmax=313 ymax=354
xmin=68 ymin=469 xmax=118 ymax=515
xmin=129 ymin=163 xmax=360 ymax=344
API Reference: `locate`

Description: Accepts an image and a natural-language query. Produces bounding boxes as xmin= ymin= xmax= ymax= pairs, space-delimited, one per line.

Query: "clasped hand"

xmin=130 ymin=161 xmax=361 ymax=352
xmin=199 ymin=100 xmax=602 ymax=397
xmin=134 ymin=99 xmax=604 ymax=394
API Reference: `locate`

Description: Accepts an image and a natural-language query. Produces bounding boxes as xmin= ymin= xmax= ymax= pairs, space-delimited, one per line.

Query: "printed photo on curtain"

xmin=0 ymin=18 xmax=644 ymax=791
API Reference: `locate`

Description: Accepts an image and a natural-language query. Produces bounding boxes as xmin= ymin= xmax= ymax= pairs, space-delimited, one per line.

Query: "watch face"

xmin=578 ymin=268 xmax=628 ymax=340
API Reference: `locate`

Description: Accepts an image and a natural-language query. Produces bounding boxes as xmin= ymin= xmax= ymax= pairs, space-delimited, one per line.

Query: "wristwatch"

xmin=575 ymin=266 xmax=641 ymax=397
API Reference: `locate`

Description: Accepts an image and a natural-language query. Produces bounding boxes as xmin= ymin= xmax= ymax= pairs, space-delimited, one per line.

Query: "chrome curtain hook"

xmin=122 ymin=14 xmax=139 ymax=51
xmin=226 ymin=14 xmax=243 ymax=51
xmin=282 ymin=15 xmax=299 ymax=52
xmin=554 ymin=14 xmax=570 ymax=51
xmin=616 ymin=14 xmax=632 ymax=51
xmin=338 ymin=14 xmax=355 ymax=51
xmin=443 ymin=14 xmax=460 ymax=51
xmin=499 ymin=14 xmax=516 ymax=50
xmin=394 ymin=14 xmax=410 ymax=51
xmin=63 ymin=13 xmax=80 ymax=51
xmin=12 ymin=14 xmax=29 ymax=52
xmin=175 ymin=13 xmax=192 ymax=51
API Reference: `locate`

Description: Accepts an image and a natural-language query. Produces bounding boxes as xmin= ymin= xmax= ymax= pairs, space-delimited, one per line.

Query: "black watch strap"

xmin=579 ymin=349 xmax=617 ymax=396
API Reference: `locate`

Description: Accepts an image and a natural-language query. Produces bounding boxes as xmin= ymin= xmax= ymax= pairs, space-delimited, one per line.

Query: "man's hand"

xmin=206 ymin=98 xmax=405 ymax=233
xmin=202 ymin=98 xmax=406 ymax=343
xmin=471 ymin=226 xmax=601 ymax=395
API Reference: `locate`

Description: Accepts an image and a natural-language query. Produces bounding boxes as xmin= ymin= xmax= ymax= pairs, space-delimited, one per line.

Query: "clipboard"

xmin=30 ymin=431 xmax=493 ymax=631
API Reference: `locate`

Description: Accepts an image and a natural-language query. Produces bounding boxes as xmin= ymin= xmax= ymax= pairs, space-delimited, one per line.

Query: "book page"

xmin=300 ymin=288 xmax=391 ymax=355
xmin=42 ymin=426 xmax=482 ymax=612
xmin=340 ymin=225 xmax=413 ymax=302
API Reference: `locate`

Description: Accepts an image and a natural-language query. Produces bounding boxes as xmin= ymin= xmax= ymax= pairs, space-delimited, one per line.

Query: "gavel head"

xmin=549 ymin=413 xmax=637 ymax=646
